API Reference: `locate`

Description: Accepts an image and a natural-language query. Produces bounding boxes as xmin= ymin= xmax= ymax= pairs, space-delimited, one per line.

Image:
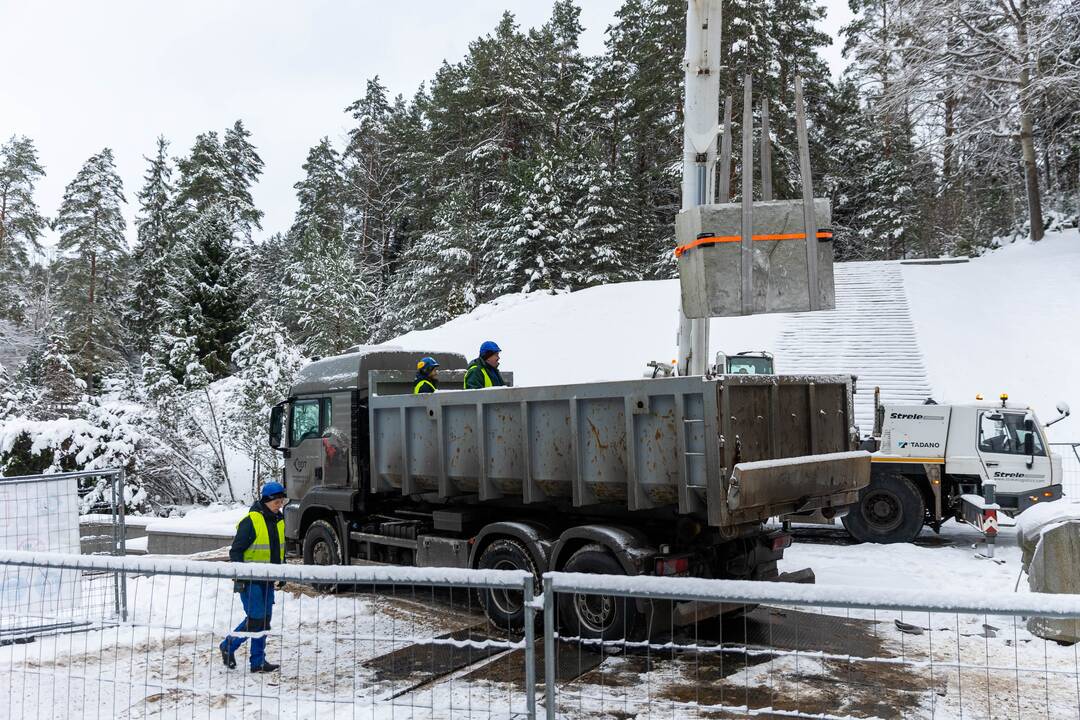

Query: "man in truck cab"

xmin=414 ymin=357 xmax=440 ymax=394
xmin=219 ymin=482 xmax=287 ymax=673
xmin=464 ymin=341 xmax=506 ymax=389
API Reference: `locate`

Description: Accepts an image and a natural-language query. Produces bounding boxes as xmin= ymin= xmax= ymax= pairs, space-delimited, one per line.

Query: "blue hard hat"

xmin=479 ymin=341 xmax=501 ymax=356
xmin=261 ymin=482 xmax=287 ymax=500
xmin=417 ymin=356 xmax=439 ymax=372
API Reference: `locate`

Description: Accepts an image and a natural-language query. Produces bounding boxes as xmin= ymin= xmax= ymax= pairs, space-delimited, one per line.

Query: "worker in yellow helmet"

xmin=220 ymin=482 xmax=288 ymax=673
xmin=414 ymin=357 xmax=440 ymax=394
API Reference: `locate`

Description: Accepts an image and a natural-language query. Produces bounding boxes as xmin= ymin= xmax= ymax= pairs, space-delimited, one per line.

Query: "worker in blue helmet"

xmin=464 ymin=341 xmax=506 ymax=389
xmin=414 ymin=357 xmax=440 ymax=394
xmin=220 ymin=482 xmax=288 ymax=673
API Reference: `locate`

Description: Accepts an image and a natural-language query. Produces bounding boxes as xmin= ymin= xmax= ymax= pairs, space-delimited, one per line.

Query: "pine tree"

xmin=0 ymin=136 xmax=47 ymax=323
xmin=161 ymin=203 xmax=249 ymax=378
xmin=290 ymin=138 xmax=346 ymax=250
xmin=36 ymin=330 xmax=86 ymax=419
xmin=54 ymin=148 xmax=127 ymax=391
xmin=222 ymin=120 xmax=265 ymax=238
xmin=230 ymin=311 xmax=302 ymax=488
xmin=128 ymin=136 xmax=176 ymax=349
xmin=174 ymin=131 xmax=229 ymax=220
xmin=287 ymin=238 xmax=374 ymax=356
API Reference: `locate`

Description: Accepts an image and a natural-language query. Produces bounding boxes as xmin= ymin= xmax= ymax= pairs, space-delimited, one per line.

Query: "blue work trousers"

xmin=220 ymin=582 xmax=275 ymax=669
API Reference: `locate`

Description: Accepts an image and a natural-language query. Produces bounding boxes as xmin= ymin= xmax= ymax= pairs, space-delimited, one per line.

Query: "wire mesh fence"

xmin=4 ymin=546 xmax=1080 ymax=718
xmin=1051 ymin=443 xmax=1080 ymax=498
xmin=542 ymin=573 xmax=1080 ymax=720
xmin=0 ymin=470 xmax=127 ymax=643
xmin=0 ymin=552 xmax=535 ymax=719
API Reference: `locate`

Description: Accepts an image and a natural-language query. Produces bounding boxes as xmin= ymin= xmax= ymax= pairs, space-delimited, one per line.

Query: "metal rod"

xmin=118 ymin=467 xmax=128 ymax=621
xmin=795 ymin=76 xmax=820 ymax=311
xmin=543 ymin=576 xmax=556 ymax=720
xmin=524 ymin=578 xmax=537 ymax=720
xmin=718 ymin=95 xmax=733 ymax=203
xmin=740 ymin=75 xmax=754 ymax=315
xmin=760 ymin=96 xmax=773 ymax=201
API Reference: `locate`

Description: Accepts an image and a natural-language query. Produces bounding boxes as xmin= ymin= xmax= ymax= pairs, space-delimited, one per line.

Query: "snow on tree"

xmin=222 ymin=119 xmax=265 ymax=238
xmin=287 ymin=237 xmax=375 ymax=356
xmin=54 ymin=148 xmax=127 ymax=392
xmin=0 ymin=136 xmax=47 ymax=324
xmin=128 ymin=136 xmax=176 ymax=350
xmin=290 ymin=138 xmax=346 ymax=249
xmin=229 ymin=311 xmax=303 ymax=492
xmin=36 ymin=330 xmax=86 ymax=420
xmin=158 ymin=202 xmax=248 ymax=379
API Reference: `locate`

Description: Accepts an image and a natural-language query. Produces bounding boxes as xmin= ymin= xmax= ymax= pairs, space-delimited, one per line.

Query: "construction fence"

xmin=3 ymin=551 xmax=1080 ymax=719
xmin=1051 ymin=443 xmax=1080 ymax=498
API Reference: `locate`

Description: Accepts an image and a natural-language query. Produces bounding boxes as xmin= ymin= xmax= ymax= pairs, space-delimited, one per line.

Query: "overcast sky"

xmin=3 ymin=1 xmax=852 ymax=251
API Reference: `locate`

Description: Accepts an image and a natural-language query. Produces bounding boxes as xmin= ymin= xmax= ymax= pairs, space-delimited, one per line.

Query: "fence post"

xmin=116 ymin=469 xmax=128 ymax=621
xmin=543 ymin=575 xmax=556 ymax=720
xmin=524 ymin=576 xmax=537 ymax=720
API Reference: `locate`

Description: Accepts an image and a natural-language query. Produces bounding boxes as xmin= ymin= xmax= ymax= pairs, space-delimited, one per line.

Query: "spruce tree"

xmin=290 ymin=138 xmax=346 ymax=250
xmin=222 ymin=120 xmax=265 ymax=238
xmin=54 ymin=148 xmax=127 ymax=391
xmin=287 ymin=237 xmax=373 ymax=356
xmin=128 ymin=137 xmax=176 ymax=350
xmin=162 ymin=203 xmax=248 ymax=378
xmin=0 ymin=136 xmax=47 ymax=323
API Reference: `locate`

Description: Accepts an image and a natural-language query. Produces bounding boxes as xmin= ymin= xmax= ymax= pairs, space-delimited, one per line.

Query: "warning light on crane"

xmin=1000 ymin=393 xmax=1009 ymax=407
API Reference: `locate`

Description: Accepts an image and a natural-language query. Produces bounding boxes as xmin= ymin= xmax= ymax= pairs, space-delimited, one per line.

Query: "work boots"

xmin=251 ymin=661 xmax=280 ymax=673
xmin=219 ymin=648 xmax=237 ymax=669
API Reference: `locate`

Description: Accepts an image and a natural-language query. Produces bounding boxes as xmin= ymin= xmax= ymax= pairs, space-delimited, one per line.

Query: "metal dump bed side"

xmin=368 ymin=372 xmax=866 ymax=528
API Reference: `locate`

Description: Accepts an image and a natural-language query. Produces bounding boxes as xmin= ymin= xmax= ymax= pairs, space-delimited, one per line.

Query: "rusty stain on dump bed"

xmin=587 ymin=418 xmax=609 ymax=450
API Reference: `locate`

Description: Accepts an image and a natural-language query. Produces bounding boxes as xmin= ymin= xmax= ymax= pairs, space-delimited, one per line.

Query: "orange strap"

xmin=674 ymin=231 xmax=834 ymax=258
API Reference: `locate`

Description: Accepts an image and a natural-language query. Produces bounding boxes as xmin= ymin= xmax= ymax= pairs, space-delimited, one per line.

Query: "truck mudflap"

xmin=726 ymin=450 xmax=871 ymax=524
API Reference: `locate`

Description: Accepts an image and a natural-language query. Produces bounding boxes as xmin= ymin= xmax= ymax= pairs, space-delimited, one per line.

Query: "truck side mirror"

xmin=1057 ymin=401 xmax=1071 ymax=416
xmin=269 ymin=404 xmax=284 ymax=449
xmin=1023 ymin=431 xmax=1034 ymax=457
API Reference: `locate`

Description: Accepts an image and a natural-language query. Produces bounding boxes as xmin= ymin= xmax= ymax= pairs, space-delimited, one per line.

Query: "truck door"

xmin=286 ymin=397 xmax=331 ymax=499
xmin=975 ymin=410 xmax=1053 ymax=500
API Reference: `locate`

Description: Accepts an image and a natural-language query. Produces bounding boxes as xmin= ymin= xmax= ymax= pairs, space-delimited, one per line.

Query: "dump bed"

xmin=369 ymin=373 xmax=868 ymax=528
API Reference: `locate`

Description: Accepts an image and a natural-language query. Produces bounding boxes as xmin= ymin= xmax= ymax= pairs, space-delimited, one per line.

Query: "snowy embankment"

xmin=393 ymin=227 xmax=1080 ymax=440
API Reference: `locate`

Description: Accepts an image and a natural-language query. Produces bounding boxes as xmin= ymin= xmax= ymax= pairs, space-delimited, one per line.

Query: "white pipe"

xmin=677 ymin=0 xmax=722 ymax=376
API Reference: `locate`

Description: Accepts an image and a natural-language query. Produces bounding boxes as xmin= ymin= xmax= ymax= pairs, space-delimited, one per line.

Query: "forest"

xmin=0 ymin=0 xmax=1077 ymax=509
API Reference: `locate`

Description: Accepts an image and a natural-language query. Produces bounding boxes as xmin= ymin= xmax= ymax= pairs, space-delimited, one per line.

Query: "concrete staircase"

xmin=776 ymin=261 xmax=934 ymax=433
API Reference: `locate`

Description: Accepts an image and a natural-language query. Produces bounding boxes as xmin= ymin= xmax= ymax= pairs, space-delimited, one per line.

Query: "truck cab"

xmin=843 ymin=396 xmax=1070 ymax=543
xmin=713 ymin=351 xmax=774 ymax=375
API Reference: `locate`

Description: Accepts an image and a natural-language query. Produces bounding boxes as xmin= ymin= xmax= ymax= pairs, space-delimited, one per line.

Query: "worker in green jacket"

xmin=414 ymin=357 xmax=439 ymax=394
xmin=464 ymin=341 xmax=506 ymax=389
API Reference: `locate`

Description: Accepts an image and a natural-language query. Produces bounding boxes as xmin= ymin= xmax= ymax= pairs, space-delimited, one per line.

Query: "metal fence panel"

xmin=1051 ymin=443 xmax=1080 ymax=498
xmin=0 ymin=552 xmax=534 ymax=719
xmin=0 ymin=470 xmax=127 ymax=640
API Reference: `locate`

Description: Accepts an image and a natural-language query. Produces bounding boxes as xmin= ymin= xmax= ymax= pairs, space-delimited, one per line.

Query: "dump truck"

xmin=844 ymin=394 xmax=1071 ymax=544
xmin=270 ymin=348 xmax=870 ymax=638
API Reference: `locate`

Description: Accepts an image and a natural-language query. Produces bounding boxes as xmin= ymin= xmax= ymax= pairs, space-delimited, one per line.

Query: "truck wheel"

xmin=476 ymin=539 xmax=538 ymax=631
xmin=303 ymin=519 xmax=343 ymax=592
xmin=557 ymin=544 xmax=641 ymax=641
xmin=842 ymin=473 xmax=925 ymax=544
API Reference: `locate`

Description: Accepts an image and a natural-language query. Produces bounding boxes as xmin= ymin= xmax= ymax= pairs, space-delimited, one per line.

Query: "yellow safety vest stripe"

xmin=464 ymin=363 xmax=493 ymax=388
xmin=240 ymin=510 xmax=285 ymax=563
xmin=413 ymin=379 xmax=436 ymax=394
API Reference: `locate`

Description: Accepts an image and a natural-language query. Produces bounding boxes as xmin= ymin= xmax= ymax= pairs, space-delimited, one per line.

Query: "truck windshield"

xmin=978 ymin=411 xmax=1046 ymax=456
xmin=727 ymin=357 xmax=773 ymax=375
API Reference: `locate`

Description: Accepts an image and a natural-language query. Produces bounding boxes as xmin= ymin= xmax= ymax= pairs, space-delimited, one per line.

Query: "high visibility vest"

xmin=241 ymin=511 xmax=285 ymax=563
xmin=414 ymin=379 xmax=436 ymax=394
xmin=464 ymin=362 xmax=494 ymax=389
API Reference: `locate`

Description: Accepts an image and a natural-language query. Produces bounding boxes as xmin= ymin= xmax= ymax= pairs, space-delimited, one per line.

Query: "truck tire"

xmin=303 ymin=519 xmax=343 ymax=592
xmin=557 ymin=544 xmax=641 ymax=641
xmin=842 ymin=473 xmax=925 ymax=544
xmin=476 ymin=539 xmax=538 ymax=631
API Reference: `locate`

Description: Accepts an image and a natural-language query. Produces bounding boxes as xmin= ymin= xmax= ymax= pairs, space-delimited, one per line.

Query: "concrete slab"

xmin=146 ymin=529 xmax=233 ymax=556
xmin=676 ymin=199 xmax=834 ymax=317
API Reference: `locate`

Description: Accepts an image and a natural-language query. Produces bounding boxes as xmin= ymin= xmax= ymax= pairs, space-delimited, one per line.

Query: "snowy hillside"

xmin=393 ymin=227 xmax=1080 ymax=440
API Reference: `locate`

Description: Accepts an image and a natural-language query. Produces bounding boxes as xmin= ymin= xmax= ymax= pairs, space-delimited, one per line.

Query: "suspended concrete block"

xmin=675 ymin=199 xmax=835 ymax=318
